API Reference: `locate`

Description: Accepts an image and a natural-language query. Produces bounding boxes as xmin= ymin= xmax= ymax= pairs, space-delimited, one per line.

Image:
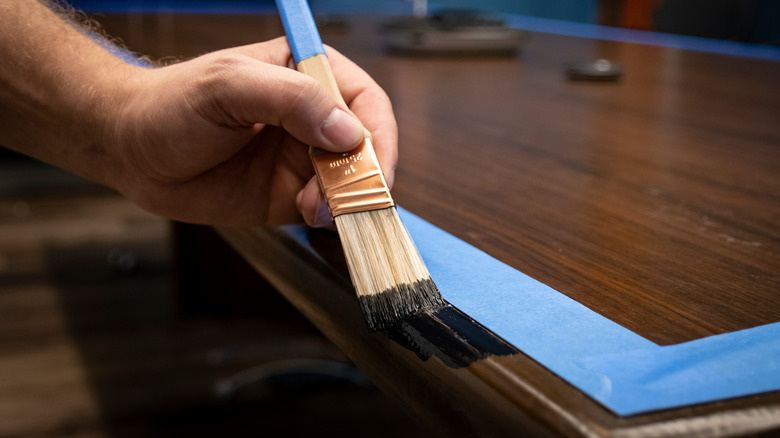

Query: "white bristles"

xmin=335 ymin=207 xmax=445 ymax=331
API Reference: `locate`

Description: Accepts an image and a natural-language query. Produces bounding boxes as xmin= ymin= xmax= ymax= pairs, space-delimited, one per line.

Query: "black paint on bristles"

xmin=334 ymin=207 xmax=446 ymax=332
xmin=359 ymin=278 xmax=445 ymax=332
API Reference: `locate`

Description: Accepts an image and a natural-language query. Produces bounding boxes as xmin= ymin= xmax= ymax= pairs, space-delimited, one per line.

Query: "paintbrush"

xmin=276 ymin=0 xmax=445 ymax=331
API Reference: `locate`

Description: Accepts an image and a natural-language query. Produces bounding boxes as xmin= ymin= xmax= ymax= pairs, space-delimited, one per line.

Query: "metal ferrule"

xmin=310 ymin=136 xmax=395 ymax=218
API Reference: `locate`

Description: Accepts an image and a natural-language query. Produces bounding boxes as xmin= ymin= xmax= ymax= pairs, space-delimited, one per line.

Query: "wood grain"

xmin=218 ymin=225 xmax=780 ymax=437
xmin=367 ymin=33 xmax=780 ymax=345
xmin=97 ymin=13 xmax=780 ymax=344
xmin=91 ymin=12 xmax=780 ymax=436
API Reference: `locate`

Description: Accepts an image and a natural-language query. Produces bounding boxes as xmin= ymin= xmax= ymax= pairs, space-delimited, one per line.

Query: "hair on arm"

xmin=39 ymin=0 xmax=154 ymax=67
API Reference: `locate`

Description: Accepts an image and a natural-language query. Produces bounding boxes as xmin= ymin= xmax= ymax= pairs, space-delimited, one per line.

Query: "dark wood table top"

xmin=96 ymin=12 xmax=780 ymax=437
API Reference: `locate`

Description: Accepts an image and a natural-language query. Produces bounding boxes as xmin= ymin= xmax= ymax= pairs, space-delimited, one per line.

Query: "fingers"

xmin=223 ymin=39 xmax=398 ymax=183
xmin=195 ymin=50 xmax=364 ymax=153
xmin=296 ymin=176 xmax=332 ymax=228
xmin=324 ymin=47 xmax=399 ymax=188
xmin=212 ymin=39 xmax=399 ymax=187
xmin=158 ymin=39 xmax=399 ymax=227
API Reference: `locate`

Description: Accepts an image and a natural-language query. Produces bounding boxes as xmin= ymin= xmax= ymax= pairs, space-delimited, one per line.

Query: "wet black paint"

xmin=303 ymin=228 xmax=517 ymax=368
xmin=386 ymin=303 xmax=518 ymax=368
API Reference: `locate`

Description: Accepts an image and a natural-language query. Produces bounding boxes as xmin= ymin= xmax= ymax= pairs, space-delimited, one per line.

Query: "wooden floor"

xmin=0 ymin=156 xmax=426 ymax=437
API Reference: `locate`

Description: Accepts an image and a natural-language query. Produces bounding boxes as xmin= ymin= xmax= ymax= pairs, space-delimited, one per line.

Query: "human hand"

xmin=108 ymin=37 xmax=398 ymax=227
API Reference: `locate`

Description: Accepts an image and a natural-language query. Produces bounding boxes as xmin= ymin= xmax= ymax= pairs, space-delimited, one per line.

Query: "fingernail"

xmin=312 ymin=200 xmax=332 ymax=227
xmin=321 ymin=108 xmax=363 ymax=148
xmin=295 ymin=190 xmax=304 ymax=213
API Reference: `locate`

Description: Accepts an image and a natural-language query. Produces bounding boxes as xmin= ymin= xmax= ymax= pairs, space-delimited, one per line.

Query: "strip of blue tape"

xmin=276 ymin=0 xmax=326 ymax=63
xmin=282 ymin=207 xmax=780 ymax=415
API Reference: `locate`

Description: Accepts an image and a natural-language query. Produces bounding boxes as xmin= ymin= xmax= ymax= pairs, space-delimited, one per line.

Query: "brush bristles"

xmin=335 ymin=207 xmax=445 ymax=331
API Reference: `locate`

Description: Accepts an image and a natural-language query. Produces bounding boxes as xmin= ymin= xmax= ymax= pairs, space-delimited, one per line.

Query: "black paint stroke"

xmin=305 ymin=227 xmax=518 ymax=368
xmin=386 ymin=303 xmax=518 ymax=368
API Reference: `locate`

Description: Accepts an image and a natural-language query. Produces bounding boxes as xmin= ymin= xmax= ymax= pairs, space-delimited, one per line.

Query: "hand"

xmin=108 ymin=37 xmax=398 ymax=227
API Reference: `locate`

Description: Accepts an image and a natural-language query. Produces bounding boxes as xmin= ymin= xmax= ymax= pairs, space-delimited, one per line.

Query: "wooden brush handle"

xmin=296 ymin=54 xmax=347 ymax=106
xmin=275 ymin=0 xmax=343 ymax=101
xmin=276 ymin=0 xmax=394 ymax=218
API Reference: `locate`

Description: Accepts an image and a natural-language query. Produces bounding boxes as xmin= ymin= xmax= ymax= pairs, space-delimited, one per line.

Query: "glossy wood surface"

xmin=93 ymin=12 xmax=780 ymax=436
xmin=370 ymin=33 xmax=780 ymax=346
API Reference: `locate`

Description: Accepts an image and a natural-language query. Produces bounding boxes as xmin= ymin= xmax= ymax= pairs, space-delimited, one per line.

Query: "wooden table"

xmin=96 ymin=12 xmax=780 ymax=437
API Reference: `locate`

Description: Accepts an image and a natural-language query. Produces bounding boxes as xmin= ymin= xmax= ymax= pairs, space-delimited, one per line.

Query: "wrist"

xmin=0 ymin=0 xmax=143 ymax=191
xmin=81 ymin=61 xmax=143 ymax=189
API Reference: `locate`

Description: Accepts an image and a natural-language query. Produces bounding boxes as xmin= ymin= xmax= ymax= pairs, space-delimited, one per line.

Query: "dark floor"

xmin=0 ymin=155 xmax=427 ymax=437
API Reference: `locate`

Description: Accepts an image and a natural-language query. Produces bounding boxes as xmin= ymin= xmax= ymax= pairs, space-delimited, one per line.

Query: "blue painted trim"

xmin=275 ymin=0 xmax=325 ymax=63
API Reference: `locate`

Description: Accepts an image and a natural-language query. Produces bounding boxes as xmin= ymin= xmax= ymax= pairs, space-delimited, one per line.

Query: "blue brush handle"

xmin=275 ymin=0 xmax=325 ymax=64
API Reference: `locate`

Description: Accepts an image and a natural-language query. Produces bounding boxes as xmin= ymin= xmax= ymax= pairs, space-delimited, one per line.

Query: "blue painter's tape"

xmin=276 ymin=0 xmax=326 ymax=64
xmin=577 ymin=322 xmax=780 ymax=415
xmin=281 ymin=207 xmax=780 ymax=415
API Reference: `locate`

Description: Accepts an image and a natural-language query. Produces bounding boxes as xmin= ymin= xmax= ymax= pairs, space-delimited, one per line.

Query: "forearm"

xmin=0 ymin=0 xmax=136 ymax=186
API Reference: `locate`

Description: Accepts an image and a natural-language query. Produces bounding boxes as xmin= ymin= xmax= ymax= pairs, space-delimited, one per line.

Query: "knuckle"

xmin=278 ymin=74 xmax=325 ymax=124
xmin=190 ymin=54 xmax=252 ymax=126
xmin=201 ymin=54 xmax=247 ymax=84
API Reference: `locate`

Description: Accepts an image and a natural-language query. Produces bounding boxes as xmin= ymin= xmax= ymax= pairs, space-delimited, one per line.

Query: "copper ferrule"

xmin=310 ymin=136 xmax=394 ymax=219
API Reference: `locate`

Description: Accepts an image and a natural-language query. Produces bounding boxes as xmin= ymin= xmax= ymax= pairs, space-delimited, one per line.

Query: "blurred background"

xmin=1 ymin=0 xmax=778 ymax=436
xmin=66 ymin=0 xmax=780 ymax=44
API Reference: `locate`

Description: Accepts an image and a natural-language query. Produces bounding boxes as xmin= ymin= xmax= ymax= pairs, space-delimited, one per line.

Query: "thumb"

xmin=205 ymin=55 xmax=364 ymax=152
xmin=318 ymin=106 xmax=366 ymax=151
